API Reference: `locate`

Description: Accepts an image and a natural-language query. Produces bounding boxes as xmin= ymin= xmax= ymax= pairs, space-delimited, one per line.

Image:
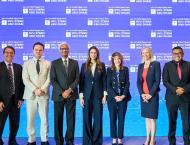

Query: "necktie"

xmin=36 ymin=60 xmax=40 ymax=74
xmin=64 ymin=59 xmax=68 ymax=74
xmin=8 ymin=64 xmax=15 ymax=96
xmin=177 ymin=63 xmax=182 ymax=80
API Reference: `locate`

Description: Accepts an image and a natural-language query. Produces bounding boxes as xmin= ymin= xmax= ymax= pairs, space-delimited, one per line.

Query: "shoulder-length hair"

xmin=111 ymin=52 xmax=124 ymax=70
xmin=141 ymin=47 xmax=154 ymax=63
xmin=85 ymin=46 xmax=103 ymax=72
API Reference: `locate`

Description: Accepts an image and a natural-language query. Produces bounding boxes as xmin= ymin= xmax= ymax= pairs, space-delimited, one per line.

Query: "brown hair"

xmin=85 ymin=46 xmax=103 ymax=72
xmin=111 ymin=52 xmax=124 ymax=70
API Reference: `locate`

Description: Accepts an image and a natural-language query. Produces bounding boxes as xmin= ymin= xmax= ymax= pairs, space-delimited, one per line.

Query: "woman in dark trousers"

xmin=79 ymin=46 xmax=107 ymax=145
xmin=107 ymin=52 xmax=131 ymax=145
xmin=137 ymin=47 xmax=161 ymax=145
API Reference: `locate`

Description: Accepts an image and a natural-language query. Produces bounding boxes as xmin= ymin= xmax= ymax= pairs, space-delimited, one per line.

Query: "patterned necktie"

xmin=177 ymin=63 xmax=182 ymax=80
xmin=64 ymin=59 xmax=68 ymax=74
xmin=36 ymin=59 xmax=40 ymax=74
xmin=8 ymin=63 xmax=15 ymax=96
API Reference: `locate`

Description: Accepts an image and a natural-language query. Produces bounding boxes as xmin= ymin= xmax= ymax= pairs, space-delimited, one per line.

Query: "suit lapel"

xmin=39 ymin=59 xmax=43 ymax=75
xmin=119 ymin=69 xmax=124 ymax=82
xmin=2 ymin=62 xmax=9 ymax=77
xmin=139 ymin=63 xmax=144 ymax=82
xmin=67 ymin=59 xmax=73 ymax=77
xmin=13 ymin=63 xmax=17 ymax=85
xmin=146 ymin=62 xmax=153 ymax=81
xmin=173 ymin=62 xmax=181 ymax=81
xmin=93 ymin=65 xmax=99 ymax=79
xmin=180 ymin=61 xmax=185 ymax=81
xmin=31 ymin=59 xmax=38 ymax=75
xmin=58 ymin=58 xmax=67 ymax=76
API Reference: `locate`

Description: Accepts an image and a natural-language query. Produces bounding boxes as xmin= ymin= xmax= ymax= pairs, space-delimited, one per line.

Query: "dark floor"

xmin=1 ymin=137 xmax=185 ymax=145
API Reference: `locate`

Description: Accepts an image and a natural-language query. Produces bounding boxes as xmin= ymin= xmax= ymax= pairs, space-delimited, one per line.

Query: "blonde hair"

xmin=141 ymin=47 xmax=154 ymax=63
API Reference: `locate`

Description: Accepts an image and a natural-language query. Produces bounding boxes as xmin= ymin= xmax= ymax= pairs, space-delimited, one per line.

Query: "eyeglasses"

xmin=4 ymin=52 xmax=14 ymax=54
xmin=172 ymin=52 xmax=183 ymax=55
xmin=60 ymin=48 xmax=69 ymax=51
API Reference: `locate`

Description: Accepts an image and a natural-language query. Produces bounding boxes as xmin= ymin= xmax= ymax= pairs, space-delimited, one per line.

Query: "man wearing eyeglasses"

xmin=50 ymin=42 xmax=79 ymax=145
xmin=163 ymin=46 xmax=190 ymax=145
xmin=0 ymin=46 xmax=24 ymax=145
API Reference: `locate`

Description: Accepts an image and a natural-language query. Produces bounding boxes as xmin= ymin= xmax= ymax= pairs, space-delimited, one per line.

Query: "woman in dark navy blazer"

xmin=79 ymin=46 xmax=107 ymax=145
xmin=107 ymin=52 xmax=131 ymax=145
xmin=137 ymin=47 xmax=161 ymax=145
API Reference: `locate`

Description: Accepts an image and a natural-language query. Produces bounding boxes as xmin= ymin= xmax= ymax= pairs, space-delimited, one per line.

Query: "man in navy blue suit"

xmin=163 ymin=46 xmax=190 ymax=145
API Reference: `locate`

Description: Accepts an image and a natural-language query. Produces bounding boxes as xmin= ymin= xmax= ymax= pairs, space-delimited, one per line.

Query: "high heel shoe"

xmin=143 ymin=140 xmax=150 ymax=145
xmin=112 ymin=143 xmax=117 ymax=145
xmin=150 ymin=141 xmax=156 ymax=145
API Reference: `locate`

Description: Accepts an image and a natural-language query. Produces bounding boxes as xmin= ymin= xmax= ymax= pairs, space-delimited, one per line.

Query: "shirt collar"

xmin=62 ymin=57 xmax=69 ymax=62
xmin=4 ymin=61 xmax=13 ymax=66
xmin=172 ymin=60 xmax=183 ymax=65
xmin=33 ymin=57 xmax=42 ymax=62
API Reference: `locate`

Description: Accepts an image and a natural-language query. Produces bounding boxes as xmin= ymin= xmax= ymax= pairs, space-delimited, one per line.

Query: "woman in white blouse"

xmin=79 ymin=46 xmax=107 ymax=145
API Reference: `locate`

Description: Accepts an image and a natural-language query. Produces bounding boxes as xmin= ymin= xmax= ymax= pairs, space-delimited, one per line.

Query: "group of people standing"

xmin=0 ymin=42 xmax=189 ymax=145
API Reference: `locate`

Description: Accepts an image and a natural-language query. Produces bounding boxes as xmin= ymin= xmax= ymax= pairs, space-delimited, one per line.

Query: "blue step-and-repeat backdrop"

xmin=0 ymin=0 xmax=190 ymax=137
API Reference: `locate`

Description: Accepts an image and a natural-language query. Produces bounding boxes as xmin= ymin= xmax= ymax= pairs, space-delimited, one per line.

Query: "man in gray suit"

xmin=22 ymin=42 xmax=51 ymax=145
xmin=50 ymin=42 xmax=79 ymax=145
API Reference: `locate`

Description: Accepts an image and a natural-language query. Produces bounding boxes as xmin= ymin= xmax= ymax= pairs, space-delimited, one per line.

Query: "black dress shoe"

xmin=112 ymin=143 xmax=117 ymax=145
xmin=118 ymin=144 xmax=123 ymax=145
xmin=27 ymin=142 xmax=36 ymax=145
xmin=41 ymin=141 xmax=49 ymax=145
xmin=66 ymin=143 xmax=74 ymax=145
xmin=8 ymin=140 xmax=19 ymax=145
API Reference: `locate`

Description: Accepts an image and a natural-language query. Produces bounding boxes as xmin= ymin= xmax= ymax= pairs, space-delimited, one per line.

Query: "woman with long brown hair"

xmin=79 ymin=46 xmax=106 ymax=145
xmin=107 ymin=52 xmax=131 ymax=145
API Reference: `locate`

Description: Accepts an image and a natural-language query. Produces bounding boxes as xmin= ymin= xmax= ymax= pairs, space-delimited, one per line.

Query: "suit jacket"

xmin=79 ymin=62 xmax=106 ymax=100
xmin=22 ymin=58 xmax=51 ymax=99
xmin=137 ymin=61 xmax=161 ymax=97
xmin=107 ymin=66 xmax=131 ymax=102
xmin=0 ymin=61 xmax=24 ymax=106
xmin=162 ymin=60 xmax=190 ymax=102
xmin=50 ymin=58 xmax=79 ymax=101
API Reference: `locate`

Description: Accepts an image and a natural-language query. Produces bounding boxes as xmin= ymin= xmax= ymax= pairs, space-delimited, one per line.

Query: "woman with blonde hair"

xmin=107 ymin=52 xmax=131 ymax=145
xmin=137 ymin=47 xmax=161 ymax=145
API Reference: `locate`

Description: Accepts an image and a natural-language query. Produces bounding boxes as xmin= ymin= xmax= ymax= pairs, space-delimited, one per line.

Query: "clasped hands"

xmin=62 ymin=88 xmax=72 ymax=99
xmin=34 ymin=88 xmax=45 ymax=96
xmin=176 ymin=87 xmax=184 ymax=96
xmin=114 ymin=95 xmax=125 ymax=102
xmin=142 ymin=94 xmax=152 ymax=103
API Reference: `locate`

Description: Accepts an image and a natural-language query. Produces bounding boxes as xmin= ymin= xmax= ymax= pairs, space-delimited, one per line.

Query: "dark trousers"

xmin=166 ymin=99 xmax=190 ymax=145
xmin=83 ymin=96 xmax=103 ymax=145
xmin=54 ymin=99 xmax=76 ymax=145
xmin=108 ymin=99 xmax=127 ymax=139
xmin=0 ymin=97 xmax=20 ymax=145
